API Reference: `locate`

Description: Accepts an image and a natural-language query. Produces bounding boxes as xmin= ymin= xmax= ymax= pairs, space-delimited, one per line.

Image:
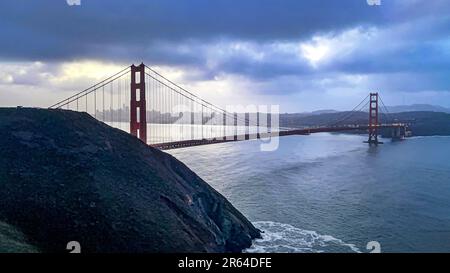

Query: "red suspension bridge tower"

xmin=366 ymin=92 xmax=382 ymax=145
xmin=130 ymin=63 xmax=147 ymax=144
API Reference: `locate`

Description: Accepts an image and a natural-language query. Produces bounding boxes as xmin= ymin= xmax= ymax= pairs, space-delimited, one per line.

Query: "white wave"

xmin=244 ymin=221 xmax=361 ymax=253
xmin=409 ymin=135 xmax=450 ymax=140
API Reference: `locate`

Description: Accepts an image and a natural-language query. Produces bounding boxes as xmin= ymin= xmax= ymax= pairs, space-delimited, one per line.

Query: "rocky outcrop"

xmin=0 ymin=108 xmax=260 ymax=253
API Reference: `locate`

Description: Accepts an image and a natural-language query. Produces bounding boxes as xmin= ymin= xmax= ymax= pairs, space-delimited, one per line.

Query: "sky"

xmin=0 ymin=0 xmax=449 ymax=112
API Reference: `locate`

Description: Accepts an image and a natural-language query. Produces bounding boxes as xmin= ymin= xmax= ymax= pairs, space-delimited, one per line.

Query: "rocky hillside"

xmin=0 ymin=108 xmax=260 ymax=253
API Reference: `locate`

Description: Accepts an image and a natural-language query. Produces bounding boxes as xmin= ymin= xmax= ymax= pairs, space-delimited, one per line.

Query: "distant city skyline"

xmin=0 ymin=0 xmax=449 ymax=112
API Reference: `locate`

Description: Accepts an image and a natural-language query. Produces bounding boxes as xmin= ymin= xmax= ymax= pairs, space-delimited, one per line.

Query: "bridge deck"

xmin=150 ymin=124 xmax=406 ymax=150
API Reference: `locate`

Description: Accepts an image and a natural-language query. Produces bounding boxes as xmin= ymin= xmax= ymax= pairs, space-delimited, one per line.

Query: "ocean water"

xmin=167 ymin=133 xmax=450 ymax=253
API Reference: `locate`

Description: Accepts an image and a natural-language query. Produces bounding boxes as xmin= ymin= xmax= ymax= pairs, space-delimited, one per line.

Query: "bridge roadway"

xmin=150 ymin=123 xmax=407 ymax=150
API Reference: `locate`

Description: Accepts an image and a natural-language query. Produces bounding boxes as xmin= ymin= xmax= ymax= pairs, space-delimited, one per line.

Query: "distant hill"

xmin=385 ymin=104 xmax=450 ymax=113
xmin=280 ymin=111 xmax=450 ymax=136
xmin=310 ymin=109 xmax=340 ymax=115
xmin=288 ymin=105 xmax=450 ymax=118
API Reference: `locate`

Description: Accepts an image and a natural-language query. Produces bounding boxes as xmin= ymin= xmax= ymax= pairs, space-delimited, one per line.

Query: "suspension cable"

xmin=326 ymin=94 xmax=370 ymax=127
xmin=49 ymin=66 xmax=131 ymax=109
xmin=145 ymin=65 xmax=289 ymax=130
xmin=378 ymin=94 xmax=392 ymax=124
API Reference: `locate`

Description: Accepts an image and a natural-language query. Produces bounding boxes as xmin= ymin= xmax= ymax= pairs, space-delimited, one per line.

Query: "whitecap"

xmin=244 ymin=221 xmax=361 ymax=253
xmin=409 ymin=135 xmax=450 ymax=140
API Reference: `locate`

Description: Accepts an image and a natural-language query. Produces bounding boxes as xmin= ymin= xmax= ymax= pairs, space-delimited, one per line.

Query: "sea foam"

xmin=244 ymin=221 xmax=361 ymax=253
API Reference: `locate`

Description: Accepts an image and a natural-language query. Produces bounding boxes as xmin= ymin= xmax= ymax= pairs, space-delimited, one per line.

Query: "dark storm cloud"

xmin=2 ymin=0 xmax=447 ymax=62
xmin=0 ymin=0 xmax=449 ymax=102
xmin=0 ymin=0 xmax=377 ymax=56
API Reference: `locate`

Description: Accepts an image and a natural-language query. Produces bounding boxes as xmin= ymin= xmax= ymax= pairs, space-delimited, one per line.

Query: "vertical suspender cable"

xmin=94 ymin=89 xmax=97 ymax=118
xmin=202 ymin=105 xmax=204 ymax=140
xmin=159 ymin=81 xmax=162 ymax=143
xmin=102 ymin=86 xmax=105 ymax=122
xmin=110 ymin=82 xmax=113 ymax=127
xmin=118 ymin=78 xmax=121 ymax=130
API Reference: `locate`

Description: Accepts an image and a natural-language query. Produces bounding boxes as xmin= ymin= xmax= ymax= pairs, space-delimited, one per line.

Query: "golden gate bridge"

xmin=49 ymin=63 xmax=408 ymax=149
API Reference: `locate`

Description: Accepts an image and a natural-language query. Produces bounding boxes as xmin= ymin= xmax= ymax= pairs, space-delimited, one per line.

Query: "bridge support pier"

xmin=130 ymin=63 xmax=147 ymax=144
xmin=391 ymin=126 xmax=406 ymax=141
xmin=365 ymin=92 xmax=383 ymax=145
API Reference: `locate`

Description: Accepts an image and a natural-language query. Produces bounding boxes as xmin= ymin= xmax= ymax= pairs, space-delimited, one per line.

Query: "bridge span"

xmin=49 ymin=63 xmax=409 ymax=150
xmin=150 ymin=123 xmax=408 ymax=150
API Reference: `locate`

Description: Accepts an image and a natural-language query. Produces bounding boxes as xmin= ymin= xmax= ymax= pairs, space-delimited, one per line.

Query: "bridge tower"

xmin=130 ymin=63 xmax=147 ymax=144
xmin=366 ymin=92 xmax=382 ymax=145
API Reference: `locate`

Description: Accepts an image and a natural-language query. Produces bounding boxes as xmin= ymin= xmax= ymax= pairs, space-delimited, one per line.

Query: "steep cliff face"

xmin=0 ymin=108 xmax=260 ymax=253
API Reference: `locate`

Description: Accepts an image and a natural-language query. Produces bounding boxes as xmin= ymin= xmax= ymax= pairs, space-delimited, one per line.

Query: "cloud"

xmin=0 ymin=0 xmax=449 ymax=110
xmin=2 ymin=0 xmax=449 ymax=61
